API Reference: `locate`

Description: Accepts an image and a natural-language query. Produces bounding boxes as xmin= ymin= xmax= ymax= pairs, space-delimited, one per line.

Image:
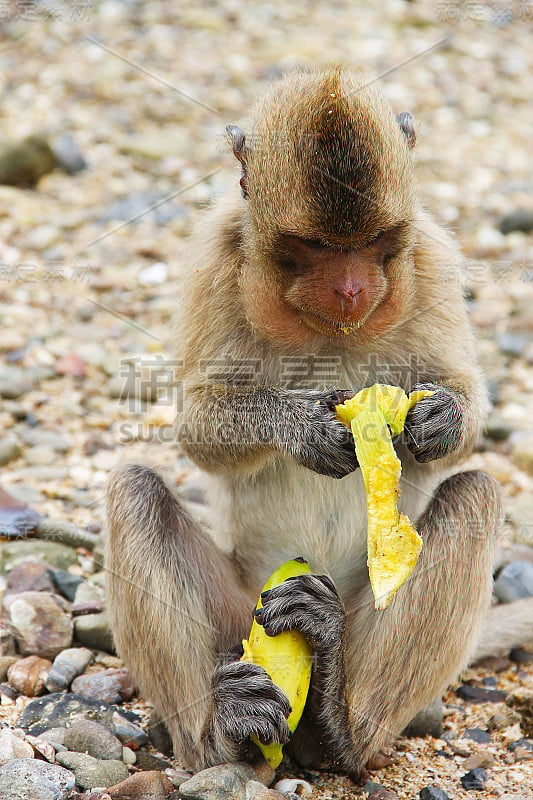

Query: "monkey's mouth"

xmin=301 ymin=310 xmax=362 ymax=336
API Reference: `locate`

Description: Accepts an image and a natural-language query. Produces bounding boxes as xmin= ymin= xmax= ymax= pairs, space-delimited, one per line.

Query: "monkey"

xmin=105 ymin=68 xmax=532 ymax=777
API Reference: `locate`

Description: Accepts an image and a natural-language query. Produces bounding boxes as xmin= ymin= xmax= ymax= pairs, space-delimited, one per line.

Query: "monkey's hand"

xmin=285 ymin=390 xmax=358 ymax=479
xmin=254 ymin=573 xmax=345 ymax=653
xmin=404 ymin=383 xmax=463 ymax=463
xmin=212 ymin=661 xmax=291 ymax=746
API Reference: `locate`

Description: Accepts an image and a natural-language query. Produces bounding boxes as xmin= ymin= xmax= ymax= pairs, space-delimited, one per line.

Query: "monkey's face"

xmin=275 ymin=225 xmax=411 ymax=338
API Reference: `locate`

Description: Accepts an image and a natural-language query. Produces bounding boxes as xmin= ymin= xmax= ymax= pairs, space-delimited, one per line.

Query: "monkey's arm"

xmin=402 ymin=216 xmax=489 ymax=466
xmin=178 ymin=386 xmax=358 ymax=478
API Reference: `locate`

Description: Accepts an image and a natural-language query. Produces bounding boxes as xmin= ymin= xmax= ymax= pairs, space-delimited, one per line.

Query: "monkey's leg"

xmin=105 ymin=464 xmax=266 ymax=770
xmin=341 ymin=469 xmax=501 ymax=773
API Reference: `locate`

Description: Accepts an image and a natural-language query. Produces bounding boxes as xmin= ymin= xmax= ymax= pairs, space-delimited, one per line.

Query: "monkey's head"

xmin=227 ymin=69 xmax=418 ymax=348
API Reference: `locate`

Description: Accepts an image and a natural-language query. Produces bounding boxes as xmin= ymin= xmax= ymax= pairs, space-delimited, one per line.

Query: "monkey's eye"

xmin=300 ymin=237 xmax=328 ymax=250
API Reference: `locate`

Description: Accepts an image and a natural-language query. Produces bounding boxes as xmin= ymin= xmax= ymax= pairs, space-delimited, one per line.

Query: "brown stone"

xmin=3 ymin=591 xmax=73 ymax=659
xmin=107 ymin=770 xmax=174 ymax=799
xmin=5 ymin=561 xmax=54 ymax=595
xmin=7 ymin=655 xmax=52 ymax=696
xmin=71 ymin=668 xmax=135 ymax=704
xmin=463 ymin=750 xmax=495 ymax=771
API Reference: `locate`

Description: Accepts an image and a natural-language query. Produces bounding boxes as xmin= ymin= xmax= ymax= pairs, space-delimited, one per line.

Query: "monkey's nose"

xmin=333 ymin=283 xmax=362 ymax=304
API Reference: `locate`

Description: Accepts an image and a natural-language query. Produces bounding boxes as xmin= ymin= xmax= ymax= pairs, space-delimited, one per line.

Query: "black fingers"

xmin=212 ymin=661 xmax=291 ymax=746
xmin=405 ymin=383 xmax=463 ymax=463
xmin=255 ymin=574 xmax=345 ymax=651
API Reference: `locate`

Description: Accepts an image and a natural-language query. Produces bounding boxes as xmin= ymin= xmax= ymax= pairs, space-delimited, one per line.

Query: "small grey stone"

xmin=496 ymin=331 xmax=528 ymax=357
xmin=0 ymin=379 xmax=33 ymax=399
xmin=403 ymin=697 xmax=443 ymax=738
xmin=71 ymin=668 xmax=135 ymax=705
xmin=164 ymin=767 xmax=192 ymax=787
xmin=463 ymin=728 xmax=491 ymax=744
xmin=50 ymin=569 xmax=84 ymax=601
xmin=50 ymin=133 xmax=86 ymax=175
xmin=37 ymin=728 xmax=68 ymax=751
xmin=63 ymin=719 xmax=123 ymax=760
xmin=485 ymin=412 xmax=513 ymax=441
xmin=37 ymin=518 xmax=98 ymax=550
xmin=110 ymin=711 xmax=149 ymax=747
xmin=134 ymin=750 xmax=172 ymax=771
xmin=74 ymin=581 xmax=104 ymax=605
xmin=45 ymin=647 xmax=93 ymax=692
xmin=0 ymin=758 xmax=75 ymax=799
xmin=419 ymin=788 xmax=451 ymax=800
xmin=460 ymin=767 xmax=488 ymax=790
xmin=499 ymin=209 xmax=533 ymax=235
xmin=0 ymin=437 xmax=21 ymax=466
xmin=3 ymin=591 xmax=73 ymax=659
xmin=56 ymin=751 xmax=128 ymax=789
xmin=178 ymin=763 xmax=260 ymax=800
xmin=74 ymin=610 xmax=115 ymax=653
xmin=494 ymin=561 xmax=533 ymax=603
xmin=20 ymin=430 xmax=70 ymax=453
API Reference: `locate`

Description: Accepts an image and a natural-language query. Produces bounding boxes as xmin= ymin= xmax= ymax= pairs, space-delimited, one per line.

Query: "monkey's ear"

xmin=226 ymin=124 xmax=249 ymax=199
xmin=396 ymin=112 xmax=416 ymax=149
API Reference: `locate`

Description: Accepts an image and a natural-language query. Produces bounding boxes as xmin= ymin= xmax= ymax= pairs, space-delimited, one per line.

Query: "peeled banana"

xmin=336 ymin=384 xmax=433 ymax=611
xmin=240 ymin=558 xmax=313 ymax=768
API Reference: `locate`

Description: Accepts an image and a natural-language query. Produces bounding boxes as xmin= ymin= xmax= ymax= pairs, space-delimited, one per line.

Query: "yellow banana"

xmin=336 ymin=384 xmax=433 ymax=610
xmin=240 ymin=558 xmax=313 ymax=768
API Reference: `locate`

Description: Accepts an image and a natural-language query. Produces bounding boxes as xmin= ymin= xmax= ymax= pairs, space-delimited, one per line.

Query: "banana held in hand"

xmin=240 ymin=558 xmax=313 ymax=768
xmin=336 ymin=384 xmax=434 ymax=611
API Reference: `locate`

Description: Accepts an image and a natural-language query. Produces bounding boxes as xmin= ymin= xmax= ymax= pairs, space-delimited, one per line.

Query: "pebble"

xmin=403 ymin=697 xmax=443 ymax=739
xmin=106 ymin=770 xmax=175 ymax=799
xmin=25 ymin=445 xmax=57 ymax=466
xmin=25 ymin=733 xmax=57 ymax=762
xmin=3 ymin=591 xmax=73 ymax=659
xmin=50 ymin=569 xmax=84 ymax=601
xmin=487 ymin=709 xmax=520 ymax=730
xmin=246 ymin=782 xmax=284 ymax=800
xmin=55 ymin=751 xmax=129 ymax=789
xmin=0 ymin=495 xmax=40 ymax=539
xmin=37 ymin=518 xmax=99 ymax=550
xmin=46 ymin=647 xmax=93 ymax=692
xmin=274 ymin=778 xmax=312 ymax=795
xmin=74 ymin=610 xmax=115 ymax=652
xmin=135 ymin=751 xmax=172 ymax=771
xmin=510 ymin=647 xmax=533 ymax=665
xmin=462 ymin=728 xmax=491 ymax=744
xmin=178 ymin=763 xmax=264 ymax=800
xmin=485 ymin=412 xmax=513 ymax=441
xmin=0 ymin=727 xmax=34 ymax=766
xmin=17 ymin=693 xmax=146 ymax=745
xmin=20 ymin=430 xmax=70 ymax=453
xmin=164 ymin=767 xmax=193 ymax=787
xmin=71 ymin=668 xmax=134 ymax=705
xmin=506 ymin=687 xmax=533 ymax=736
xmin=138 ymin=261 xmax=168 ymax=286
xmin=473 ymin=655 xmax=511 ymax=672
xmin=460 ymin=767 xmax=488 ymax=790
xmin=508 ymin=738 xmax=533 ymax=752
xmin=7 ymin=655 xmax=52 ymax=696
xmin=5 ymin=561 xmax=54 ymax=595
xmin=509 ymin=495 xmax=533 ymax=545
xmin=510 ymin=435 xmax=533 ymax=476
xmin=455 ymin=685 xmax=507 ymax=704
xmin=50 ymin=132 xmax=87 ymax=175
xmin=499 ymin=209 xmax=533 ymax=235
xmin=0 ymin=437 xmax=21 ymax=465
xmin=37 ymin=728 xmax=68 ymax=751
xmin=99 ymin=191 xmax=185 ymax=225
xmin=0 ymin=655 xmax=18 ymax=680
xmin=462 ymin=750 xmax=495 ymax=770
xmin=419 ymin=789 xmax=451 ymax=800
xmin=494 ymin=561 xmax=533 ymax=603
xmin=367 ymin=790 xmax=399 ymax=800
xmin=0 ymin=379 xmax=33 ymax=399
xmin=0 ymin=758 xmax=75 ymax=800
xmin=496 ymin=331 xmax=528 ymax=357
xmin=0 ymin=540 xmax=78 ymax=574
xmin=63 ymin=719 xmax=123 ymax=760
xmin=122 ymin=746 xmax=136 ymax=765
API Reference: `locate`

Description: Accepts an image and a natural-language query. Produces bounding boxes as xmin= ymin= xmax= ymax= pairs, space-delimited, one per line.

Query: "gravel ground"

xmin=0 ymin=1 xmax=532 ymax=798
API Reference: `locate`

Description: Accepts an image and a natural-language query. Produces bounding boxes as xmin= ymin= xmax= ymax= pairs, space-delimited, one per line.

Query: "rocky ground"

xmin=0 ymin=0 xmax=533 ymax=798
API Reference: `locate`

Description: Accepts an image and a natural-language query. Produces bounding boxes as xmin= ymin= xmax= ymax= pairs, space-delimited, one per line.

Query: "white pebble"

xmin=274 ymin=778 xmax=313 ymax=795
xmin=138 ymin=262 xmax=168 ymax=286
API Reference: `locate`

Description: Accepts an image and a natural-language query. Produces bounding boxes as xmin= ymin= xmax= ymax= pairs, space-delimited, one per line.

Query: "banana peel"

xmin=336 ymin=384 xmax=434 ymax=611
xmin=240 ymin=558 xmax=313 ymax=768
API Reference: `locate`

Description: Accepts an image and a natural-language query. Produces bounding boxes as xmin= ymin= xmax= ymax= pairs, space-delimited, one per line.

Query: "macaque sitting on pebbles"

xmin=105 ymin=68 xmax=532 ymax=775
